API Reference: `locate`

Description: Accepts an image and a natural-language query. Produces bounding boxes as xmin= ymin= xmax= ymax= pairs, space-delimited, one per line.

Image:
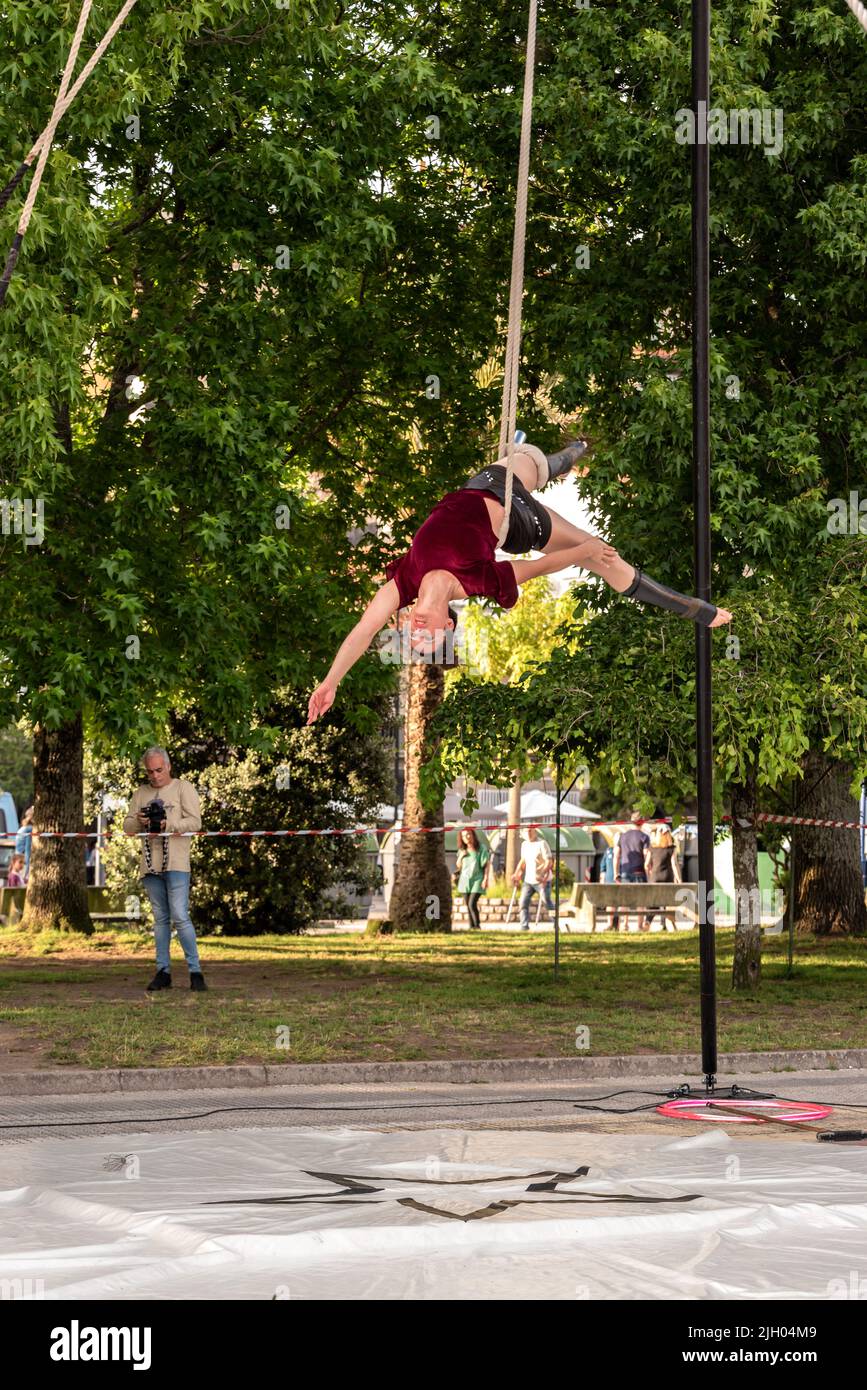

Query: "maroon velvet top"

xmin=385 ymin=489 xmax=519 ymax=611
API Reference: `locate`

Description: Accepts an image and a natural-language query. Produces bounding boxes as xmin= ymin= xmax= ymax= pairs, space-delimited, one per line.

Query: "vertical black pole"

xmin=554 ymin=761 xmax=561 ymax=982
xmin=692 ymin=0 xmax=717 ymax=1088
xmin=786 ymin=808 xmax=796 ymax=979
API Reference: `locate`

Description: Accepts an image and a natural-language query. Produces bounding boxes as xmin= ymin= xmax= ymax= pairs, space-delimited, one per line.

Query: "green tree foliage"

xmin=2 ymin=2 xmax=866 ymax=937
xmin=0 ymin=722 xmax=33 ymax=812
xmin=422 ymin=4 xmax=867 ymax=945
xmin=185 ymin=720 xmax=390 ymax=935
xmin=459 ymin=575 xmax=578 ymax=687
xmin=0 ymin=0 xmax=580 ymax=758
xmin=0 ymin=0 xmax=545 ymax=925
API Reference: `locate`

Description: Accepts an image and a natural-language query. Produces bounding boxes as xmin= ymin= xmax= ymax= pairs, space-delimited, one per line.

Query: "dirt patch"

xmin=0 ymin=959 xmax=389 ymax=1003
xmin=0 ymin=1022 xmax=57 ymax=1071
xmin=0 ymin=961 xmax=412 ymax=1070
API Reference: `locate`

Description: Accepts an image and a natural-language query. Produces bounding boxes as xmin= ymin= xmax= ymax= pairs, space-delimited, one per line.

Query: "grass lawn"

xmin=0 ymin=925 xmax=865 ymax=1070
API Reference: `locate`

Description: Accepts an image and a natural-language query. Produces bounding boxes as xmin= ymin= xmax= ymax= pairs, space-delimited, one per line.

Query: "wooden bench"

xmin=559 ymin=882 xmax=699 ymax=932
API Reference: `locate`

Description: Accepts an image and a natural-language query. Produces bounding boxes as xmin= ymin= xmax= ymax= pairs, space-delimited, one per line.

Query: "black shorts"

xmin=462 ymin=465 xmax=552 ymax=554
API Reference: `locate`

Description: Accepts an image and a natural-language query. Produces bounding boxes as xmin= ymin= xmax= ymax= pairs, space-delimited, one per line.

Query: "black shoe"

xmin=545 ymin=439 xmax=587 ymax=483
xmin=146 ymin=969 xmax=172 ymax=991
xmin=190 ymin=972 xmax=208 ymax=992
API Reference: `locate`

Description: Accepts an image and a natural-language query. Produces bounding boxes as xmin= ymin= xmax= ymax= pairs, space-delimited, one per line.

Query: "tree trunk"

xmin=20 ymin=715 xmax=91 ymax=934
xmin=389 ymin=661 xmax=453 ymax=931
xmin=793 ymin=751 xmax=867 ymax=936
xmin=505 ymin=773 xmax=522 ymax=882
xmin=730 ymin=773 xmax=761 ymax=989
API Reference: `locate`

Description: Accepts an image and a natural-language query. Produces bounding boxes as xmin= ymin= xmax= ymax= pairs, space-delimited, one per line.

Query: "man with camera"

xmin=123 ymin=746 xmax=206 ymax=992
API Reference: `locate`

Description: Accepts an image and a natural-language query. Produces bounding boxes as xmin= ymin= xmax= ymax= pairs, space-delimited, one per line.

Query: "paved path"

xmin=0 ymin=1069 xmax=863 ymax=1146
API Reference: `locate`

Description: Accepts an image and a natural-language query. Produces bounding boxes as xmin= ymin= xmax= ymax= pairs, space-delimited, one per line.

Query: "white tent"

xmin=492 ymin=789 xmax=599 ymax=821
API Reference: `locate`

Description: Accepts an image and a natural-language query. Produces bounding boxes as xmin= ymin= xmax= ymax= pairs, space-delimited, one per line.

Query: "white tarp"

xmin=1 ymin=1126 xmax=866 ymax=1300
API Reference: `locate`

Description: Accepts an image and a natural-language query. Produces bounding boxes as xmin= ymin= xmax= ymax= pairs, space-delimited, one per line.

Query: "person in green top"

xmin=455 ymin=827 xmax=491 ymax=930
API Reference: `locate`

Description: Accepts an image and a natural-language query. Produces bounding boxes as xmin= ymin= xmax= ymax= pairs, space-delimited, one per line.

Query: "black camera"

xmin=142 ymin=798 xmax=166 ymax=833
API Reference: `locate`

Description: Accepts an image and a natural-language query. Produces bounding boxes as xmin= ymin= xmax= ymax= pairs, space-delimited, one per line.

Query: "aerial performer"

xmin=306 ymin=439 xmax=733 ymax=724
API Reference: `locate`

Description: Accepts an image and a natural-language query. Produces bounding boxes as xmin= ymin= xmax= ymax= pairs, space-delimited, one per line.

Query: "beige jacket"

xmin=122 ymin=778 xmax=202 ymax=877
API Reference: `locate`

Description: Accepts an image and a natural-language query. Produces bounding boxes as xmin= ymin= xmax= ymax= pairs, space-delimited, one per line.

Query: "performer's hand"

xmin=594 ymin=541 xmax=619 ymax=568
xmin=570 ymin=538 xmax=619 ymax=569
xmin=709 ymin=606 xmax=733 ymax=627
xmin=308 ymin=678 xmax=337 ymax=724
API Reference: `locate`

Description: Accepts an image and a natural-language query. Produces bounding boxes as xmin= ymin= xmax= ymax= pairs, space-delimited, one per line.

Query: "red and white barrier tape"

xmin=18 ymin=819 xmax=576 ymax=841
xmin=741 ymin=812 xmax=866 ymax=831
xmin=11 ymin=812 xmax=867 ymax=840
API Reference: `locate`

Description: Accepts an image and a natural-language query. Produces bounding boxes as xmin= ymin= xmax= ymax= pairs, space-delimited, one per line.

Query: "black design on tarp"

xmin=204 ymin=1165 xmax=703 ymax=1222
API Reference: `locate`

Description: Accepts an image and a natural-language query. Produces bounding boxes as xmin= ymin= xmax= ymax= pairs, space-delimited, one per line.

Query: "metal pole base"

xmin=666 ymin=1082 xmax=777 ymax=1102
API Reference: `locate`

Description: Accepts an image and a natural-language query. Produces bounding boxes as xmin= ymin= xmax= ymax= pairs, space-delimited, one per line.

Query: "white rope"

xmin=0 ymin=0 xmax=139 ymax=305
xmin=495 ymin=0 xmax=539 ymax=548
xmin=845 ymin=0 xmax=867 ymax=35
xmin=21 ymin=0 xmax=140 ymax=171
xmin=17 ymin=0 xmax=95 ymax=240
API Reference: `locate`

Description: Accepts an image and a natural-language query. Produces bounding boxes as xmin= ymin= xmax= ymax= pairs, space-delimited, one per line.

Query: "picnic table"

xmin=559 ymin=881 xmax=699 ymax=932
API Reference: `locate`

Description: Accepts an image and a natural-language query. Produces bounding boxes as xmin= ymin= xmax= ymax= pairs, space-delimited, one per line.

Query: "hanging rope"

xmin=0 ymin=0 xmax=140 ymax=307
xmin=495 ymin=0 xmax=539 ymax=548
xmin=845 ymin=0 xmax=867 ymax=34
xmin=0 ymin=0 xmax=95 ymax=307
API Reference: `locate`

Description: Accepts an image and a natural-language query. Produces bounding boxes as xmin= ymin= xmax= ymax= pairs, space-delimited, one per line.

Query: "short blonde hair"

xmin=653 ymin=826 xmax=674 ymax=848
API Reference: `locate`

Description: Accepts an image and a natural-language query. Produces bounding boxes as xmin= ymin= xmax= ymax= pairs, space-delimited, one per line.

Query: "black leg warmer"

xmin=624 ymin=568 xmax=717 ymax=626
xmin=544 ymin=439 xmax=587 ymax=483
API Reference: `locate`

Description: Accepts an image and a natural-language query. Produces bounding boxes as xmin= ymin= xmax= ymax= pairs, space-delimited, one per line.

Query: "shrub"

xmin=86 ymin=705 xmax=392 ymax=935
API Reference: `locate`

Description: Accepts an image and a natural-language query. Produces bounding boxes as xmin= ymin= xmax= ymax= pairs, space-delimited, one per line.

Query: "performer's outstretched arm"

xmin=308 ymin=580 xmax=401 ymax=723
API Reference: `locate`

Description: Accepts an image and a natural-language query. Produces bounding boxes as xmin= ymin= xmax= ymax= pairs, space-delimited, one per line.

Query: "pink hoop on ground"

xmin=656 ymin=1098 xmax=833 ymax=1125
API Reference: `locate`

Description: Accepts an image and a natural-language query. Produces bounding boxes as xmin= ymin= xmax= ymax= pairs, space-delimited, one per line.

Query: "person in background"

xmin=14 ymin=806 xmax=33 ymax=878
xmin=455 ymin=827 xmax=490 ymax=930
xmin=6 ymin=853 xmax=26 ymax=887
xmin=596 ymin=832 xmax=618 ymax=926
xmin=644 ymin=823 xmax=682 ymax=931
xmin=123 ymin=746 xmax=206 ymax=992
xmin=613 ymin=811 xmax=651 ymax=932
xmin=599 ymin=838 xmax=616 ymax=884
xmin=513 ymin=824 xmax=554 ymax=930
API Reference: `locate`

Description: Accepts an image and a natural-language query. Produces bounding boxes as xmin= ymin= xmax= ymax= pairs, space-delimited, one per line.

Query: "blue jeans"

xmin=520 ymin=880 xmax=553 ymax=926
xmin=612 ymin=871 xmax=647 ymax=930
xmin=143 ymin=872 xmax=201 ymax=973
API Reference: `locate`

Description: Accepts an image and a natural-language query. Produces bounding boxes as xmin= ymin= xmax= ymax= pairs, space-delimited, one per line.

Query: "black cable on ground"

xmin=0 ymin=1092 xmax=663 ymax=1130
xmin=0 ymin=1085 xmax=864 ymax=1131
